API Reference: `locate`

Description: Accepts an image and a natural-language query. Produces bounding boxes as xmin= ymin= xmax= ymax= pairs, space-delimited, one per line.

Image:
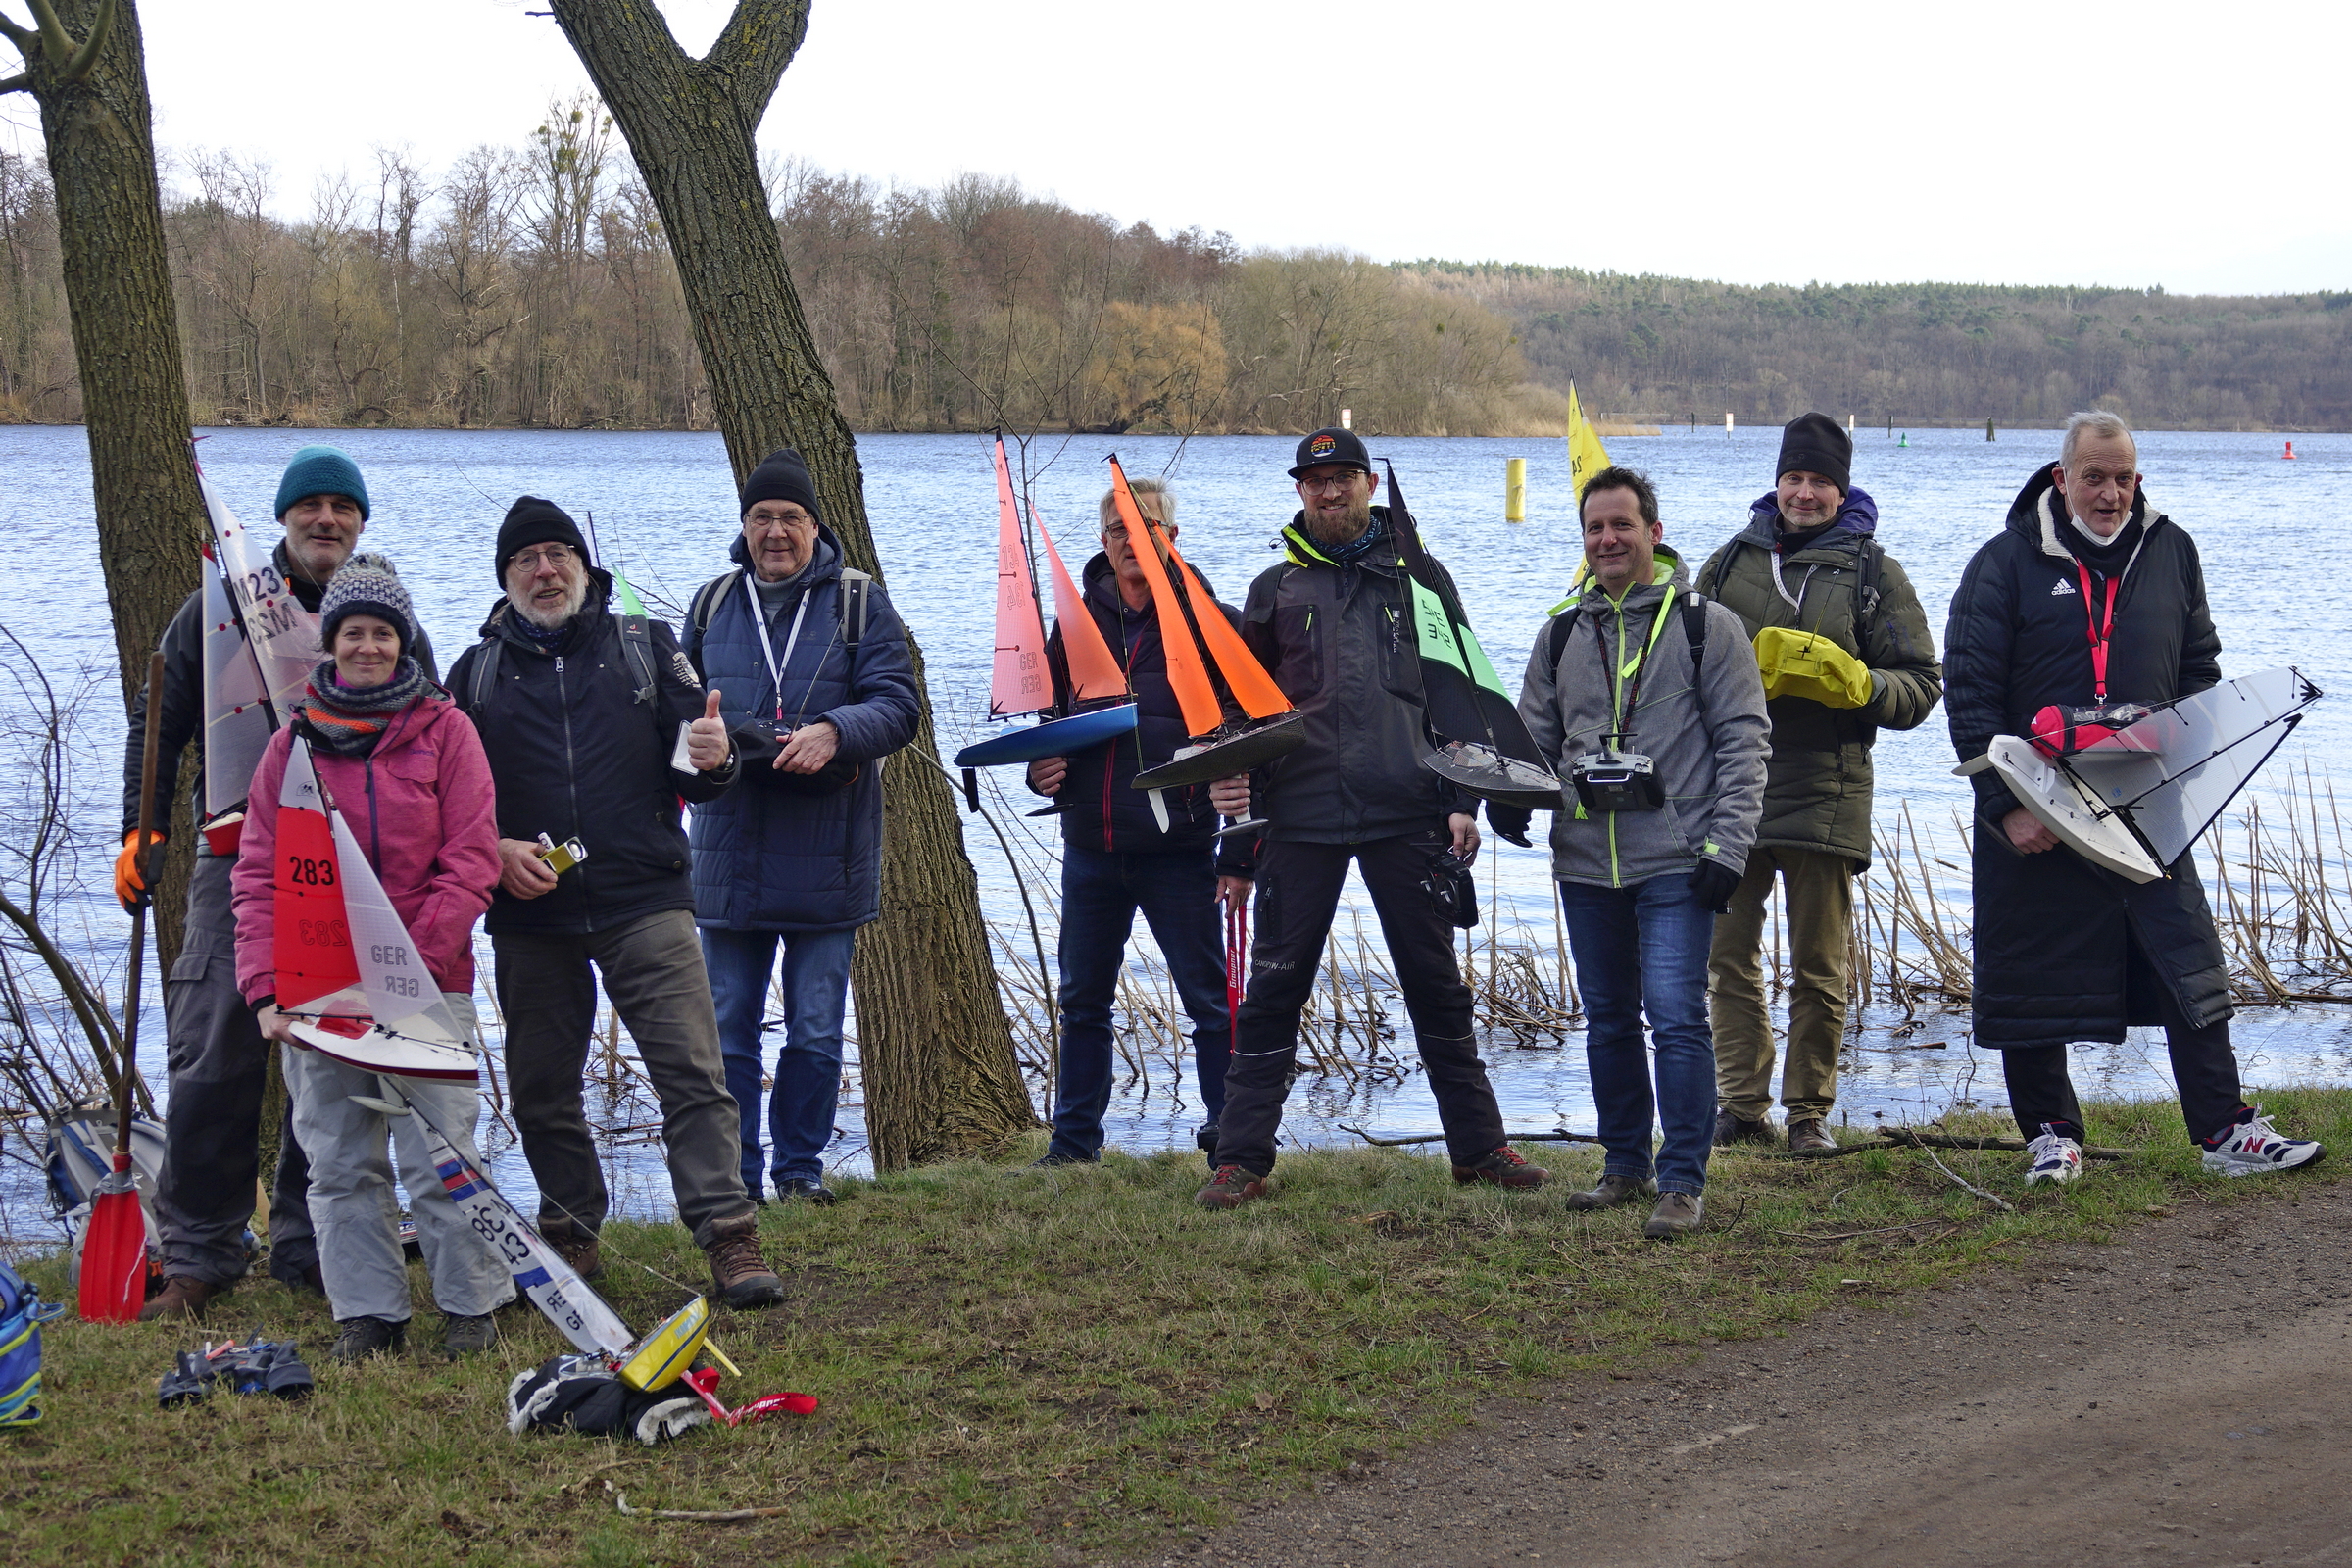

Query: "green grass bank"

xmin=7 ymin=1089 xmax=2350 ymax=1567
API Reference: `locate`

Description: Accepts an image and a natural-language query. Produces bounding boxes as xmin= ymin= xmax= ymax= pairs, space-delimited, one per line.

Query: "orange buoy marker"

xmin=2283 ymin=441 xmax=2296 ymax=460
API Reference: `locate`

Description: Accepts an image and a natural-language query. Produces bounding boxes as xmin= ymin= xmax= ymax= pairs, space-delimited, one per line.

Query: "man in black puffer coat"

xmin=1023 ymin=476 xmax=1244 ymax=1166
xmin=1945 ymin=412 xmax=2322 ymax=1185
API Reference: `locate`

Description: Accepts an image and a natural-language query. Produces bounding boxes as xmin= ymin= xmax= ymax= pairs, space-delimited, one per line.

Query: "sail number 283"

xmin=284 ymin=854 xmax=337 ymax=887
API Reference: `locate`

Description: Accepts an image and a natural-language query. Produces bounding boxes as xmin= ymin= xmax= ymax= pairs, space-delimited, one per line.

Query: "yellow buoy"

xmin=1505 ymin=457 xmax=1526 ymax=523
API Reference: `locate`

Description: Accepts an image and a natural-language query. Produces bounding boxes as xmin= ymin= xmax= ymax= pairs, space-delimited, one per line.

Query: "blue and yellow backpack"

xmin=1 ymin=1258 xmax=65 ymax=1428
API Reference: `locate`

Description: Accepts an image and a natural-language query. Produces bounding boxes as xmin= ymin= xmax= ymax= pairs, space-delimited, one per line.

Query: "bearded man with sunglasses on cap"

xmin=1197 ymin=428 xmax=1537 ymax=1210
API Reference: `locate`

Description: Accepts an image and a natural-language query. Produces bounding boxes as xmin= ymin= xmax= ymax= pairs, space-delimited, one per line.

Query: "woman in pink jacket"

xmin=232 ymin=554 xmax=513 ymax=1364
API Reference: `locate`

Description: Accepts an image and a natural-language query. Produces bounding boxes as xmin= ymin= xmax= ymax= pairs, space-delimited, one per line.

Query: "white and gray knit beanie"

xmin=319 ymin=552 xmax=417 ymax=656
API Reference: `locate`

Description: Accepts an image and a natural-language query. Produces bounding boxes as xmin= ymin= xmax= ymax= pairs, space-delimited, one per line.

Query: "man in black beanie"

xmin=448 ymin=497 xmax=787 ymax=1310
xmin=1693 ymin=415 xmax=1942 ymax=1152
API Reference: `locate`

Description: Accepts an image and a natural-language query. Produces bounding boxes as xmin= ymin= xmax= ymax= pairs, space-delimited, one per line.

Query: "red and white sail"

xmin=199 ymin=468 xmax=319 ymax=849
xmin=273 ymin=736 xmax=476 ymax=1081
xmin=989 ymin=438 xmax=1054 ymax=718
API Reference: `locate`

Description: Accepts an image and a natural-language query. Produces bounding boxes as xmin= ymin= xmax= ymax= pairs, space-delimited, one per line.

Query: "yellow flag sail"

xmin=1565 ymin=380 xmax=1613 ymax=500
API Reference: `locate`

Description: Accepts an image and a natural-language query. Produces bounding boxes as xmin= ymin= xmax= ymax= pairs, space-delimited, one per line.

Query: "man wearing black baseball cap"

xmin=1197 ymin=429 xmax=1537 ymax=1208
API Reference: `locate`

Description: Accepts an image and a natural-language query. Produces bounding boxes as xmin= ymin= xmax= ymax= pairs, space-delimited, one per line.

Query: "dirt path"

xmin=1120 ymin=1180 xmax=2352 ymax=1568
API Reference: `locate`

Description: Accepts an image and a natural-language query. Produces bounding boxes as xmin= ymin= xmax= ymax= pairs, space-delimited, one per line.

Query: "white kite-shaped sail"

xmin=273 ymin=736 xmax=477 ymax=1080
xmin=1960 ymin=666 xmax=2322 ymax=883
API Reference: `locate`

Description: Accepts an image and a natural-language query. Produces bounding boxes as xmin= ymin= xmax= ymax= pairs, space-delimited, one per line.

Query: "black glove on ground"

xmin=1689 ymin=859 xmax=1742 ymax=914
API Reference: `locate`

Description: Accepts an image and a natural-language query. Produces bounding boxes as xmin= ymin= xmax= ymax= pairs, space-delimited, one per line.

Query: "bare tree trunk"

xmin=546 ymin=0 xmax=1036 ymax=1168
xmin=3 ymin=0 xmax=202 ymax=971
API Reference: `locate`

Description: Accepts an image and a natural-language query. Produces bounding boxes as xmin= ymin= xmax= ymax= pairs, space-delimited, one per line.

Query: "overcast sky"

xmin=7 ymin=0 xmax=2345 ymax=296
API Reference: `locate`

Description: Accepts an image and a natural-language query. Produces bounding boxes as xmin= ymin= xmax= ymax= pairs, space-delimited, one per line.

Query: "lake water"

xmin=3 ymin=422 xmax=2347 ymax=1236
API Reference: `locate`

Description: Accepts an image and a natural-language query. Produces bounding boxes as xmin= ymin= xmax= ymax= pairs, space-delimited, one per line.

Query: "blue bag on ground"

xmin=0 ymin=1259 xmax=67 ymax=1428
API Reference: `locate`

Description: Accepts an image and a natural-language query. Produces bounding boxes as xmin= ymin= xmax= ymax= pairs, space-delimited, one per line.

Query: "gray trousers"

xmin=493 ymin=908 xmax=753 ymax=1249
xmin=155 ymin=851 xmax=316 ymax=1285
xmin=283 ymin=993 xmax=514 ymax=1323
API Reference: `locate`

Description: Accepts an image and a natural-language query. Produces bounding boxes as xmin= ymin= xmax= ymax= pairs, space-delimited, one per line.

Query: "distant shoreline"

xmin=1 ymin=418 xmax=2338 ymax=438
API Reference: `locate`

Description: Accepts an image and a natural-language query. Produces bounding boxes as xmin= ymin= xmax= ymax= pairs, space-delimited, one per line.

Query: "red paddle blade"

xmin=76 ymin=1159 xmax=146 ymax=1322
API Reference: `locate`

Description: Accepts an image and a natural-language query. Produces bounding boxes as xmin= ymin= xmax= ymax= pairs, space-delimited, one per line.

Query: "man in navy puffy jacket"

xmin=1023 ymin=476 xmax=1247 ymax=1166
xmin=683 ymin=450 xmax=920 ymax=1204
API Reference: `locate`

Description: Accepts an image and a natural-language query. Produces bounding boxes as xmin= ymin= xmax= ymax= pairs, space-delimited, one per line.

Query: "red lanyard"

xmin=2074 ymin=562 xmax=2120 ymax=701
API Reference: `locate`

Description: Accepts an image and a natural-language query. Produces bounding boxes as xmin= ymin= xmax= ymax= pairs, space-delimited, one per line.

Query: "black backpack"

xmin=464 ymin=609 xmax=663 ymax=723
xmin=1697 ymin=535 xmax=1884 ymax=643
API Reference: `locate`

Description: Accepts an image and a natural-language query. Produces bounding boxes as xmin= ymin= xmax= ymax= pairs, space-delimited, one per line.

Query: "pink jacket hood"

xmin=232 ymin=693 xmax=501 ymax=1006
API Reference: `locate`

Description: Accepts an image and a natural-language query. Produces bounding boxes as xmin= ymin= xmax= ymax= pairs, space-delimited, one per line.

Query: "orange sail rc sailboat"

xmin=952 ymin=437 xmax=1142 ymax=768
xmin=1101 ymin=454 xmax=1307 ymax=792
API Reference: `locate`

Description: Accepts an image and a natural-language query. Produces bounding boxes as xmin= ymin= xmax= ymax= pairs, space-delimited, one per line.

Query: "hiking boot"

xmin=1787 ymin=1118 xmax=1838 ymax=1154
xmin=776 ymin=1177 xmax=841 ymax=1204
xmin=1642 ymin=1192 xmax=1705 ymax=1240
xmin=704 ymin=1214 xmax=785 ymax=1310
xmin=158 ymin=1349 xmax=214 ymax=1409
xmin=1452 ymin=1145 xmax=1549 ymax=1189
xmin=1197 ymin=1124 xmax=1221 ymax=1168
xmin=2023 ymin=1124 xmax=2083 ymax=1186
xmin=441 ymin=1313 xmax=498 ymax=1359
xmin=1564 ymin=1174 xmax=1656 ymax=1211
xmin=1195 ymin=1164 xmax=1269 ymax=1210
xmin=137 ymin=1275 xmax=223 ymax=1323
xmin=1025 ymin=1152 xmax=1095 ymax=1169
xmin=328 ymin=1316 xmax=407 ymax=1364
xmin=539 ymin=1217 xmax=605 ymax=1281
xmin=2202 ymin=1105 xmax=2326 ymax=1178
xmin=1712 ymin=1108 xmax=1775 ymax=1148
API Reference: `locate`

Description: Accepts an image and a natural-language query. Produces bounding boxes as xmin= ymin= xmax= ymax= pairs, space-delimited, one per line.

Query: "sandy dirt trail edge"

xmin=1113 ymin=1181 xmax=2352 ymax=1568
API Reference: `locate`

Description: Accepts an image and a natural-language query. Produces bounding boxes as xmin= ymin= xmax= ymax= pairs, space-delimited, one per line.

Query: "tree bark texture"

xmin=546 ymin=0 xmax=1037 ymax=1168
xmin=7 ymin=0 xmax=205 ymax=969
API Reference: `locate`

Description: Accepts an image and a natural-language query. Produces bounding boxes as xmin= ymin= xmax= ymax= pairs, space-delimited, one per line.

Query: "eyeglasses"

xmin=510 ymin=544 xmax=577 ymax=572
xmin=1298 ymin=474 xmax=1363 ymax=494
xmin=746 ymin=510 xmax=816 ymax=530
xmin=1102 ymin=521 xmax=1168 ymax=541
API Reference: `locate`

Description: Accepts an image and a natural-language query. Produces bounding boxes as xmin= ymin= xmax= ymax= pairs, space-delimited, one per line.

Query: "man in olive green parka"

xmin=1694 ymin=414 xmax=1942 ymax=1151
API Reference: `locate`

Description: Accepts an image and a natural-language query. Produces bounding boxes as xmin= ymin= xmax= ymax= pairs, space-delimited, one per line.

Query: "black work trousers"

xmin=1216 ymin=830 xmax=1505 ymax=1176
xmin=2002 ymin=935 xmax=2245 ymax=1146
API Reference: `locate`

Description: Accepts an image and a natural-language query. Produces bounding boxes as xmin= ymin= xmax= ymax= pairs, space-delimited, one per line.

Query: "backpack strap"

xmin=465 ymin=636 xmax=501 ymax=714
xmin=1682 ymin=588 xmax=1709 ymax=719
xmin=839 ymin=568 xmax=871 ymax=648
xmin=689 ymin=569 xmax=742 ymax=638
xmin=617 ymin=612 xmax=659 ymax=709
xmin=1853 ymin=537 xmax=1884 ymax=644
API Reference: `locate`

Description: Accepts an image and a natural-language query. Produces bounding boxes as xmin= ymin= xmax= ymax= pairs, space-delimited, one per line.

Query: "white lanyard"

xmin=743 ymin=572 xmax=812 ymax=723
xmin=1767 ymin=546 xmax=1818 ymax=613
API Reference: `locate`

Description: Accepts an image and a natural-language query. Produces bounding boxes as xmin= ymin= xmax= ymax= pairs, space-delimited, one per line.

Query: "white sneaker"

xmin=2201 ymin=1106 xmax=2326 ymax=1178
xmin=2024 ymin=1124 xmax=2083 ymax=1186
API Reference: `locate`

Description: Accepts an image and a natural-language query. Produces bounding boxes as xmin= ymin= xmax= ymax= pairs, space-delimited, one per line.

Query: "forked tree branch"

xmin=706 ymin=0 xmax=808 ymax=121
xmin=0 ymin=0 xmax=119 ymax=90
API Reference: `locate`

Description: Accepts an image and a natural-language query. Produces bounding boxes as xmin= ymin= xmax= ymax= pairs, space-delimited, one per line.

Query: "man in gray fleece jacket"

xmin=1516 ymin=466 xmax=1769 ymax=1239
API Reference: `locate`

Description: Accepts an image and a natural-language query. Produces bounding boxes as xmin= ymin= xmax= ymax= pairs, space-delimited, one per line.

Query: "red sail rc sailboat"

xmin=953 ymin=436 xmax=1140 ymax=768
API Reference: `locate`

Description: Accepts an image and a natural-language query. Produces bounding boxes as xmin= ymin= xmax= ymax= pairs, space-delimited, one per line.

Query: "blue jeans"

xmin=1051 ymin=845 xmax=1233 ymax=1161
xmin=703 ymin=925 xmax=857 ymax=1191
xmin=1559 ymin=873 xmax=1719 ymax=1196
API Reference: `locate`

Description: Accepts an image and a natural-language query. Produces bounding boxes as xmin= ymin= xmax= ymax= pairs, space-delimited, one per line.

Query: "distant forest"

xmin=1 ymin=102 xmax=2343 ymax=435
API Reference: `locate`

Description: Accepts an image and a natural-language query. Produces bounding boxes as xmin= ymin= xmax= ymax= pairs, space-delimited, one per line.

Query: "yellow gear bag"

xmin=1752 ymin=625 xmax=1872 ymax=710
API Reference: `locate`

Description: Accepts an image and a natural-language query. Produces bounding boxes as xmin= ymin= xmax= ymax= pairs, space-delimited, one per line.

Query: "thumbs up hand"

xmin=687 ymin=686 xmax=732 ymax=771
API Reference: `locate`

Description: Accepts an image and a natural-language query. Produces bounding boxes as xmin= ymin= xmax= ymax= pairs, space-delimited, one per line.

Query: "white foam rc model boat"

xmin=1956 ymin=666 xmax=2322 ymax=882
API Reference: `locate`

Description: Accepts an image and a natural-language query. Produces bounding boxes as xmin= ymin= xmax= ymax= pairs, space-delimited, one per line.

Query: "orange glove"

xmin=115 ymin=830 xmax=166 ymax=912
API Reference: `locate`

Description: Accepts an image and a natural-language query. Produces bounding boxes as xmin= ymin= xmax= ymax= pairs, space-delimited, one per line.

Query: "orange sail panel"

xmin=1106 ymin=458 xmax=1223 ymax=737
xmin=1166 ymin=540 xmax=1291 ymax=719
xmin=1034 ymin=514 xmax=1128 ymax=704
xmin=989 ymin=438 xmax=1053 ymax=717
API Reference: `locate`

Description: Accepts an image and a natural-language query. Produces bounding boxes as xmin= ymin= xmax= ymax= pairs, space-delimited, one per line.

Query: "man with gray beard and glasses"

xmin=1195 ymin=429 xmax=1538 ymax=1209
xmin=447 ymin=496 xmax=784 ymax=1309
